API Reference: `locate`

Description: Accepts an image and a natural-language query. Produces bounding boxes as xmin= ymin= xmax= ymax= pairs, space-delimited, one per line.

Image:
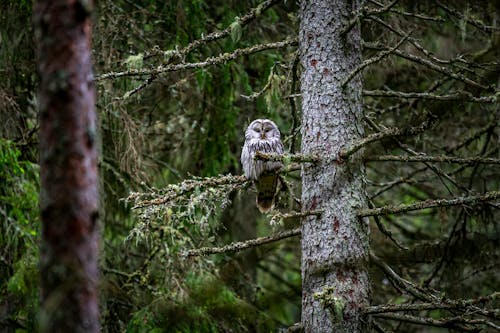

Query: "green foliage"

xmin=0 ymin=139 xmax=40 ymax=331
xmin=126 ymin=273 xmax=274 ymax=332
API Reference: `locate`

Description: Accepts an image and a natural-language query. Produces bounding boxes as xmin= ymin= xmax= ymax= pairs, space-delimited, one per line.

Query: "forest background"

xmin=1 ymin=0 xmax=499 ymax=332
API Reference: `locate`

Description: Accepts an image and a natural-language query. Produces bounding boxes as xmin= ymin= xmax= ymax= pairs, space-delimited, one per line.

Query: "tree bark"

xmin=35 ymin=1 xmax=99 ymax=332
xmin=299 ymin=1 xmax=370 ymax=332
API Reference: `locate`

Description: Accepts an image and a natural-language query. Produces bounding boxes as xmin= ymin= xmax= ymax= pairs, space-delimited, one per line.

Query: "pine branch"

xmin=183 ymin=211 xmax=321 ymax=256
xmin=96 ymin=39 xmax=297 ymax=81
xmin=183 ymin=227 xmax=301 ymax=257
xmin=366 ymin=155 xmax=500 ymax=165
xmin=358 ymin=191 xmax=500 ymax=217
xmin=363 ymin=89 xmax=499 ymax=103
xmin=144 ymin=0 xmax=282 ymax=60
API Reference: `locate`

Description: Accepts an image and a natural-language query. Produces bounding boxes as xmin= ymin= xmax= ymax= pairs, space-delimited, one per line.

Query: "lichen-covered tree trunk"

xmin=299 ymin=1 xmax=370 ymax=332
xmin=35 ymin=1 xmax=99 ymax=332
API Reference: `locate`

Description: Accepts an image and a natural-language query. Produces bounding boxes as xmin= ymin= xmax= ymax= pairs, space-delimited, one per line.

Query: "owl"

xmin=241 ymin=119 xmax=284 ymax=213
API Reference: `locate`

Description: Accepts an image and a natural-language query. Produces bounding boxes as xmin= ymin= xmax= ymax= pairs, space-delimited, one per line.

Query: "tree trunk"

xmin=299 ymin=1 xmax=370 ymax=332
xmin=35 ymin=1 xmax=99 ymax=332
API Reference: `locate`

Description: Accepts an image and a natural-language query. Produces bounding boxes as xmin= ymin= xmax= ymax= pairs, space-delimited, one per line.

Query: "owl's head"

xmin=245 ymin=119 xmax=281 ymax=141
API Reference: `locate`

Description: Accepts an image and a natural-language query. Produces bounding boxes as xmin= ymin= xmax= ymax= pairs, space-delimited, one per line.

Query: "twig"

xmin=370 ymin=252 xmax=439 ymax=302
xmin=183 ymin=227 xmax=301 ymax=256
xmin=363 ymin=43 xmax=489 ymax=90
xmin=366 ymin=155 xmax=500 ymax=165
xmin=363 ymin=89 xmax=499 ymax=103
xmin=341 ymin=0 xmax=399 ymax=36
xmin=445 ymin=120 xmax=497 ymax=153
xmin=341 ymin=32 xmax=411 ymax=88
xmin=358 ymin=191 xmax=500 ymax=217
xmin=368 ymin=199 xmax=408 ymax=250
xmin=436 ymin=1 xmax=500 ymax=33
xmin=368 ymin=0 xmax=444 ymax=22
xmin=96 ymin=39 xmax=297 ymax=81
xmin=340 ymin=119 xmax=433 ymax=159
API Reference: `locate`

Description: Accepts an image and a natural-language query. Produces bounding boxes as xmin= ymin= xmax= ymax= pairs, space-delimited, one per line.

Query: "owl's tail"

xmin=256 ymin=172 xmax=279 ymax=213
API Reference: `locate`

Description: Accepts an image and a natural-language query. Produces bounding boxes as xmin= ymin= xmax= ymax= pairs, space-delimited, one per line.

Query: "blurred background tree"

xmin=0 ymin=0 xmax=499 ymax=332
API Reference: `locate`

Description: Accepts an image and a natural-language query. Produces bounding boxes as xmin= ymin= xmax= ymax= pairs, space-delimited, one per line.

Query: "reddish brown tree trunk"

xmin=35 ymin=1 xmax=99 ymax=332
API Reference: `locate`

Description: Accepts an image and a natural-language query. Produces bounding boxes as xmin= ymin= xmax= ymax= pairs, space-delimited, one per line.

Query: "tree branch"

xmin=341 ymin=32 xmax=411 ymax=88
xmin=144 ymin=0 xmax=283 ymax=60
xmin=340 ymin=119 xmax=433 ymax=159
xmin=254 ymin=151 xmax=320 ymax=164
xmin=365 ymin=292 xmax=499 ymax=314
xmin=130 ymin=174 xmax=248 ymax=209
xmin=96 ymin=39 xmax=297 ymax=81
xmin=363 ymin=89 xmax=499 ymax=103
xmin=358 ymin=191 xmax=500 ymax=217
xmin=366 ymin=155 xmax=500 ymax=165
xmin=183 ymin=227 xmax=301 ymax=257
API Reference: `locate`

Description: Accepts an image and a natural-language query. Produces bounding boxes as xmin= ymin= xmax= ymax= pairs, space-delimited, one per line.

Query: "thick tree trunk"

xmin=35 ymin=1 xmax=99 ymax=332
xmin=299 ymin=1 xmax=370 ymax=332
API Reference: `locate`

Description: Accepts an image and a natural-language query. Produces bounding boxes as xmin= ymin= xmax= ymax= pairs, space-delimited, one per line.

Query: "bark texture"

xmin=35 ymin=1 xmax=99 ymax=332
xmin=299 ymin=1 xmax=370 ymax=332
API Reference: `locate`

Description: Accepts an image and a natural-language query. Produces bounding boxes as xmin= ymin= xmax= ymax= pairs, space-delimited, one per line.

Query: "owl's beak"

xmin=260 ymin=133 xmax=265 ymax=139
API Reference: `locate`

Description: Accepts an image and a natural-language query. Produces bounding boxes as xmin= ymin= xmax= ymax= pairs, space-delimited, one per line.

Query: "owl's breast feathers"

xmin=250 ymin=139 xmax=283 ymax=179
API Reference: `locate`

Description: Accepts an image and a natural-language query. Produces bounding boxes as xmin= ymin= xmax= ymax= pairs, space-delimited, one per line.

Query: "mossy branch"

xmin=183 ymin=227 xmax=301 ymax=257
xmin=183 ymin=210 xmax=321 ymax=257
xmin=363 ymin=89 xmax=499 ymax=103
xmin=97 ymin=39 xmax=297 ymax=81
xmin=366 ymin=155 xmax=500 ymax=165
xmin=358 ymin=191 xmax=500 ymax=217
xmin=254 ymin=151 xmax=320 ymax=164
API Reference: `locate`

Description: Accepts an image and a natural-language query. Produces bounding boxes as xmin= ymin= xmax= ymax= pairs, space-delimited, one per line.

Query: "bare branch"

xmin=366 ymin=155 xmax=500 ymax=165
xmin=363 ymin=43 xmax=489 ymax=90
xmin=363 ymin=89 xmax=499 ymax=103
xmin=341 ymin=0 xmax=399 ymax=36
xmin=368 ymin=0 xmax=444 ymax=22
xmin=340 ymin=119 xmax=433 ymax=159
xmin=358 ymin=191 xmax=500 ymax=217
xmin=436 ymin=1 xmax=500 ymax=33
xmin=372 ymin=313 xmax=477 ymax=331
xmin=341 ymin=32 xmax=411 ymax=88
xmin=365 ymin=292 xmax=499 ymax=314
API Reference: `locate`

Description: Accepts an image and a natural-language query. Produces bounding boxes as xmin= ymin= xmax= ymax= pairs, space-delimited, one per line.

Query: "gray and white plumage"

xmin=241 ymin=119 xmax=284 ymax=213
